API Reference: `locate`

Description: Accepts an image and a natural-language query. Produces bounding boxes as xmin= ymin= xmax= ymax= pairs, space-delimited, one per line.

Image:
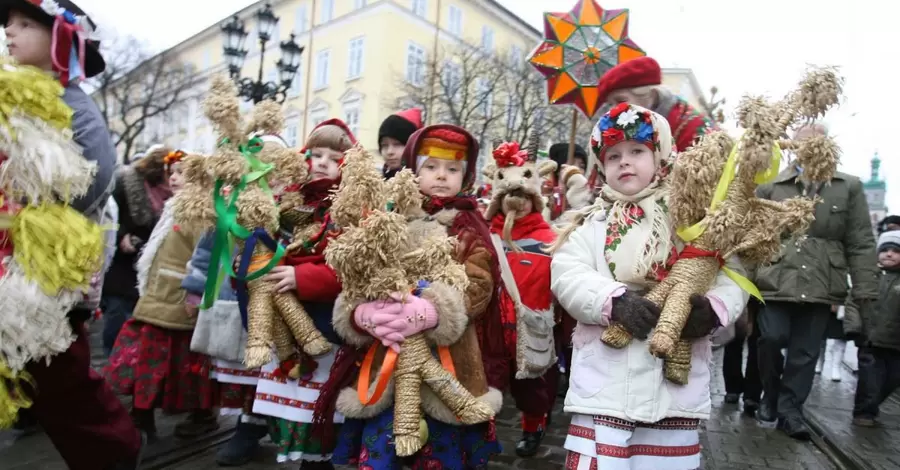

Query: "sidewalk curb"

xmin=805 ymin=411 xmax=865 ymax=470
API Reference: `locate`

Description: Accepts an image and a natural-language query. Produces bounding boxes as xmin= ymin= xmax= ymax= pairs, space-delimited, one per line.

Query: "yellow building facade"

xmin=125 ymin=0 xmax=711 ymax=157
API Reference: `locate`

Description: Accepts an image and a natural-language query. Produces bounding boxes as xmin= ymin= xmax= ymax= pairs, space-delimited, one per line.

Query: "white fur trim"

xmin=0 ymin=259 xmax=80 ymax=372
xmin=135 ymin=198 xmax=176 ymax=297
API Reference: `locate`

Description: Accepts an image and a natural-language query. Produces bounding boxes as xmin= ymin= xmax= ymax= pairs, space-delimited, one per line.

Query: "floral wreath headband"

xmin=30 ymin=0 xmax=103 ymax=85
xmin=590 ymin=102 xmax=660 ymax=162
xmin=163 ymin=149 xmax=186 ymax=167
xmin=33 ymin=0 xmax=101 ymax=39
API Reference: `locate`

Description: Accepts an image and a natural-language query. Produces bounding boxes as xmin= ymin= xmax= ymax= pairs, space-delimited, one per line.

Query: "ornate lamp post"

xmin=220 ymin=3 xmax=304 ymax=104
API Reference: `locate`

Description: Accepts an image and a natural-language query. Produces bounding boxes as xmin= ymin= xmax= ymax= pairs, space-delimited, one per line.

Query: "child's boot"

xmin=130 ymin=408 xmax=157 ymax=442
xmin=515 ymin=414 xmax=545 ymax=457
xmin=215 ymin=414 xmax=268 ymax=466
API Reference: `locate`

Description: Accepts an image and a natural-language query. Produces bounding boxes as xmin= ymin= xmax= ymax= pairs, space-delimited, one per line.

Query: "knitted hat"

xmin=878 ymin=215 xmax=900 ymax=234
xmin=0 ymin=0 xmax=106 ymax=84
xmin=596 ymin=56 xmax=662 ymax=105
xmin=878 ymin=230 xmax=900 ymax=253
xmin=589 ymin=103 xmax=672 ymax=175
xmin=377 ymin=108 xmax=423 ymax=148
xmin=548 ymin=143 xmax=587 ymax=179
xmin=403 ymin=125 xmax=480 ymax=190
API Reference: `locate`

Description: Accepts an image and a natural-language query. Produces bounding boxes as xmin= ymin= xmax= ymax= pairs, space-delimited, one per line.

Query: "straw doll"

xmin=325 ymin=144 xmax=495 ymax=458
xmin=599 ymin=67 xmax=844 ymax=384
xmin=0 ymin=60 xmax=103 ymax=427
xmin=173 ymin=75 xmax=330 ymax=370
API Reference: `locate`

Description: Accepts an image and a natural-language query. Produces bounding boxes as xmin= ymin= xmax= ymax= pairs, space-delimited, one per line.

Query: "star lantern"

xmin=528 ymin=0 xmax=646 ymax=119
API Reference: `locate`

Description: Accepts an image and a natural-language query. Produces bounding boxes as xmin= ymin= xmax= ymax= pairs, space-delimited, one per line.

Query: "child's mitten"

xmin=610 ymin=291 xmax=661 ymax=340
xmin=680 ymin=294 xmax=720 ymax=339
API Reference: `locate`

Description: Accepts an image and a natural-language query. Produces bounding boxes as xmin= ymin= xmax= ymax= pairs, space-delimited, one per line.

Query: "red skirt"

xmin=219 ymin=383 xmax=256 ymax=412
xmin=103 ymin=318 xmax=217 ymax=412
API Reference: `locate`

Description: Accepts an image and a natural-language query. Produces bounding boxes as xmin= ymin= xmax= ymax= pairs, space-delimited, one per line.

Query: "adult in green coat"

xmin=753 ymin=123 xmax=880 ymax=440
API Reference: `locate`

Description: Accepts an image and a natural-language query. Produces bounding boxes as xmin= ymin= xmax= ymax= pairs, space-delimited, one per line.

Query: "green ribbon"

xmin=201 ymin=137 xmax=285 ymax=309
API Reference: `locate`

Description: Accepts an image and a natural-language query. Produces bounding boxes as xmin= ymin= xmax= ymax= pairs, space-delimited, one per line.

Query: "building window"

xmin=477 ymin=78 xmax=492 ymax=118
xmin=247 ymin=25 xmax=257 ymax=53
xmin=405 ymin=42 xmax=427 ymax=87
xmin=411 ymin=0 xmax=427 ymax=17
xmin=353 ymin=0 xmax=366 ymax=9
xmin=309 ymin=106 xmax=328 ymax=127
xmin=344 ymin=104 xmax=360 ymax=138
xmin=288 ymin=62 xmax=303 ymax=97
xmin=296 ymin=4 xmax=309 ymax=33
xmin=202 ymin=50 xmax=212 ymax=70
xmin=284 ymin=116 xmax=300 ymax=146
xmin=481 ymin=26 xmax=494 ymax=52
xmin=448 ymin=6 xmax=462 ymax=36
xmin=509 ymin=45 xmax=522 ymax=69
xmin=347 ymin=36 xmax=365 ymax=80
xmin=442 ymin=61 xmax=461 ymax=101
xmin=320 ymin=0 xmax=334 ymax=23
xmin=314 ymin=49 xmax=330 ymax=89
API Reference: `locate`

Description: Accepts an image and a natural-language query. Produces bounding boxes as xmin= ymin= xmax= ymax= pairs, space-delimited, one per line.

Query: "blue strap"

xmin=235 ymin=228 xmax=284 ymax=329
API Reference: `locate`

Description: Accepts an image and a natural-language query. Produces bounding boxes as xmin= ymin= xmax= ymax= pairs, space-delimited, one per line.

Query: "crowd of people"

xmin=2 ymin=2 xmax=899 ymax=470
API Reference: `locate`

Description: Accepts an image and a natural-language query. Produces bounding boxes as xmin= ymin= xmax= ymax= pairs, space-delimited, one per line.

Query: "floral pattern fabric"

xmin=333 ymin=407 xmax=501 ymax=470
xmin=104 ymin=318 xmax=217 ymax=411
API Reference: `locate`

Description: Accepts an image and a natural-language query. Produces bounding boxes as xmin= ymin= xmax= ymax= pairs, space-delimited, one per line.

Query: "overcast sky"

xmin=75 ymin=0 xmax=897 ymax=212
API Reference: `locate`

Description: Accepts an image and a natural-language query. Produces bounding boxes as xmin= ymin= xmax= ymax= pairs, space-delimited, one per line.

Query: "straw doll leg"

xmin=244 ymin=277 xmax=276 ymax=369
xmin=646 ymin=257 xmax=720 ymax=357
xmin=273 ymin=293 xmax=331 ymax=356
xmin=393 ymin=333 xmax=496 ymax=457
xmin=273 ymin=314 xmax=296 ymax=362
xmin=664 ymin=340 xmax=694 ymax=385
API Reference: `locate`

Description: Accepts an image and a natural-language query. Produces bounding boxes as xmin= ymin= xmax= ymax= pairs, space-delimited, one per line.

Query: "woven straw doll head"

xmin=482 ymin=133 xmax=557 ymax=222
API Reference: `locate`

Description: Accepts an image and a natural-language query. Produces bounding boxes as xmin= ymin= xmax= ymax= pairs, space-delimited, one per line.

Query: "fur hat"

xmin=589 ymin=103 xmax=672 ymax=175
xmin=596 ymin=56 xmax=662 ymax=104
xmin=0 ymin=0 xmax=106 ymax=83
xmin=377 ymin=108 xmax=422 ymax=148
xmin=482 ymin=141 xmax=557 ymax=221
xmin=878 ymin=230 xmax=900 ymax=253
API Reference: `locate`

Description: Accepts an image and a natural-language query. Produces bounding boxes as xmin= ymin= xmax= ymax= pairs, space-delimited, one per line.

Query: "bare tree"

xmin=88 ymin=35 xmax=196 ymax=162
xmin=700 ymin=86 xmax=727 ymax=124
xmin=390 ymin=40 xmax=594 ymax=165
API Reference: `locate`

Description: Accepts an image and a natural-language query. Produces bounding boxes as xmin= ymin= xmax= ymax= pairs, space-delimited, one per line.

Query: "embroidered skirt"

xmin=333 ymin=407 xmax=501 ymax=470
xmin=212 ymin=358 xmax=260 ymax=415
xmin=251 ymin=346 xmax=343 ymax=462
xmin=103 ymin=318 xmax=216 ymax=412
xmin=564 ymin=413 xmax=701 ymax=470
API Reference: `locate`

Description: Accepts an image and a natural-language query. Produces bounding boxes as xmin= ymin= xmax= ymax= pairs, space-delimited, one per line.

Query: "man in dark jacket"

xmin=3 ymin=1 xmax=143 ymax=468
xmin=754 ymin=123 xmax=881 ymax=440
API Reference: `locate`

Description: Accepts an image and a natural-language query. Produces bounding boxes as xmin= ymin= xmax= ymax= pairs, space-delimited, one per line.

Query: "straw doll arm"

xmin=843 ymin=179 xmax=880 ymax=300
xmin=550 ymin=220 xmax=626 ymax=326
xmin=704 ymin=255 xmax=750 ymax=328
xmin=460 ymin=240 xmax=494 ymax=321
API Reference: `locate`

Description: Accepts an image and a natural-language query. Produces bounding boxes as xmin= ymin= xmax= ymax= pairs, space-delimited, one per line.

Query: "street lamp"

xmin=220 ymin=3 xmax=304 ymax=104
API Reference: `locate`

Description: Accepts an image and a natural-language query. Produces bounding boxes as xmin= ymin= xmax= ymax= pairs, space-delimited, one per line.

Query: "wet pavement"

xmin=0 ymin=321 xmax=859 ymax=469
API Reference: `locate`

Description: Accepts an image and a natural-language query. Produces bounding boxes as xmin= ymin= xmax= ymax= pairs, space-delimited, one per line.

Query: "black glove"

xmin=680 ymin=294 xmax=720 ymax=339
xmin=610 ymin=291 xmax=661 ymax=340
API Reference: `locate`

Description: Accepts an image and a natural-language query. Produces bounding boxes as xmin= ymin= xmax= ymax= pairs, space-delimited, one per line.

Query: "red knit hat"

xmin=596 ymin=56 xmax=662 ymax=104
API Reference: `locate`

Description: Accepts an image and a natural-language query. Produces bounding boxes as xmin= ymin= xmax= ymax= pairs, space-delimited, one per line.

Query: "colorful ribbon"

xmin=675 ymin=140 xmax=780 ymax=302
xmin=201 ymin=137 xmax=282 ymax=310
xmin=49 ymin=13 xmax=87 ymax=86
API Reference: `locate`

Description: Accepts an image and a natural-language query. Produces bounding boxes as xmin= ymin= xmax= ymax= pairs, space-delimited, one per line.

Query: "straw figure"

xmin=600 ymin=66 xmax=844 ymax=385
xmin=173 ymin=75 xmax=330 ymax=371
xmin=0 ymin=60 xmax=103 ymax=427
xmin=325 ymin=144 xmax=496 ymax=457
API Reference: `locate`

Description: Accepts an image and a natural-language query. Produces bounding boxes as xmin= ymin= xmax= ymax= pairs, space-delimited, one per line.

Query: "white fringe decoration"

xmin=0 ymin=258 xmax=80 ymax=372
xmin=0 ymin=113 xmax=96 ymax=203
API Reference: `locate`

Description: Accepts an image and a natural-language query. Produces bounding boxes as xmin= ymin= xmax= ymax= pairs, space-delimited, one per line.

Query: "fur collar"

xmin=118 ymin=165 xmax=155 ymax=227
xmin=135 ymin=198 xmax=176 ymax=296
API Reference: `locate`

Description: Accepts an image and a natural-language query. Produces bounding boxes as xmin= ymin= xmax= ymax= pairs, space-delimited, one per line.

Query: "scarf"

xmin=599 ymin=179 xmax=677 ymax=287
xmin=311 ymin=344 xmax=362 ymax=449
xmin=423 ymin=194 xmax=507 ymax=390
xmin=145 ymin=181 xmax=172 ymax=217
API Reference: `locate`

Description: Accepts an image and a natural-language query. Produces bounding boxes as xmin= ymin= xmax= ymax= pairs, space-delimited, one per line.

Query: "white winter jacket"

xmin=551 ymin=211 xmax=748 ymax=423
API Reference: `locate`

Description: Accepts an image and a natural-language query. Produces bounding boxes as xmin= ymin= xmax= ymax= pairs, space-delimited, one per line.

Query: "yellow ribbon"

xmin=0 ymin=360 xmax=34 ymax=429
xmin=674 ymin=141 xmax=782 ymax=302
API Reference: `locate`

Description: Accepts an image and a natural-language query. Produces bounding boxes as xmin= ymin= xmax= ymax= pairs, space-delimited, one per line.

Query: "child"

xmin=332 ymin=125 xmax=503 ymax=470
xmin=483 ymin=141 xmax=559 ymax=457
xmin=378 ymin=108 xmax=422 ymax=179
xmin=104 ymin=150 xmax=218 ymax=440
xmin=251 ymin=119 xmax=356 ymax=468
xmin=184 ymin=134 xmax=289 ymax=466
xmin=2 ymin=1 xmax=142 ymax=468
xmin=853 ymin=230 xmax=900 ymax=427
xmin=550 ymin=104 xmax=746 ymax=470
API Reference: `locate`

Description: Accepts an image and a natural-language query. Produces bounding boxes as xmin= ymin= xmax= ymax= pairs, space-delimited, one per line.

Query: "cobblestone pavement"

xmin=0 ymin=324 xmax=839 ymax=469
xmin=805 ymin=359 xmax=900 ymax=470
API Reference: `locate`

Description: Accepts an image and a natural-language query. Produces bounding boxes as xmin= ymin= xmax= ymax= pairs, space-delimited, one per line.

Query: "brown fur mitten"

xmin=610 ymin=291 xmax=662 ymax=340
